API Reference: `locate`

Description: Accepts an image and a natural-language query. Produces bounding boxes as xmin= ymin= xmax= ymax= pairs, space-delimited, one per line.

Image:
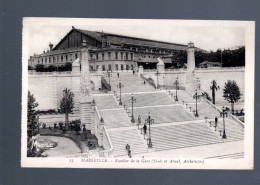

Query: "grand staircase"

xmin=104 ymin=72 xmax=156 ymax=93
xmin=149 ymin=122 xmax=223 ymax=151
xmin=92 ymin=72 xmax=244 ymax=158
xmin=107 ymin=128 xmax=148 ymax=157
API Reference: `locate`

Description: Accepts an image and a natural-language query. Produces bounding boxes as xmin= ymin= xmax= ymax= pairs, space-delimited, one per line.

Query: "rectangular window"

xmin=115 ymin=52 xmax=118 ymax=60
xmin=108 ymin=64 xmax=112 ymax=71
xmin=108 ymin=52 xmax=111 ymax=60
xmin=115 ymin=64 xmax=118 ymax=70
xmin=102 ymin=53 xmax=104 ymax=60
xmin=90 ymin=54 xmax=93 ymax=60
xmin=131 ymin=65 xmax=133 ymax=70
xmin=102 ymin=65 xmax=106 ymax=71
xmin=70 ymin=54 xmax=73 ymax=61
xmin=61 ymin=56 xmax=63 ymax=62
xmin=96 ymin=65 xmax=99 ymax=70
xmin=131 ymin=53 xmax=133 ymax=60
xmin=90 ymin=65 xmax=94 ymax=71
xmin=126 ymin=65 xmax=129 ymax=70
xmin=96 ymin=54 xmax=98 ymax=60
xmin=121 ymin=64 xmax=124 ymax=70
xmin=66 ymin=55 xmax=68 ymax=61
xmin=126 ymin=53 xmax=128 ymax=60
xmin=75 ymin=53 xmax=78 ymax=59
xmin=121 ymin=52 xmax=123 ymax=60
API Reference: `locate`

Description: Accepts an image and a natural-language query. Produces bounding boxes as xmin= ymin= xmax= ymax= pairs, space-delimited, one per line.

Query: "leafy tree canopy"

xmin=223 ymin=80 xmax=241 ymax=103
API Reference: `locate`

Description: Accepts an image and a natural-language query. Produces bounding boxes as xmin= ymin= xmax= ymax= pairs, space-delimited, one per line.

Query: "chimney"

xmin=49 ymin=43 xmax=53 ymax=51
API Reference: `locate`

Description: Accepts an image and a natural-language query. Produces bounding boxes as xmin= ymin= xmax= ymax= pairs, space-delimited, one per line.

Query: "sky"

xmin=23 ymin=18 xmax=246 ymax=61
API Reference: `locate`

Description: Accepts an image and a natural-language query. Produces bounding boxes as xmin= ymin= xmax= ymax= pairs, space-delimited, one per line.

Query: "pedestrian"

xmin=137 ymin=115 xmax=141 ymax=129
xmin=144 ymin=80 xmax=146 ymax=85
xmin=143 ymin=124 xmax=147 ymax=136
xmin=126 ymin=144 xmax=130 ymax=151
xmin=215 ymin=116 xmax=218 ymax=127
xmin=82 ymin=125 xmax=87 ymax=140
xmin=133 ymin=70 xmax=135 ymax=75
xmin=117 ymin=72 xmax=119 ymax=78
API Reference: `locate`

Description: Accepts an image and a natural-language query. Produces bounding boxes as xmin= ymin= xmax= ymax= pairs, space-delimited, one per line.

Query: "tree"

xmin=60 ymin=88 xmax=75 ymax=130
xmin=223 ymin=80 xmax=242 ymax=114
xmin=210 ymin=80 xmax=220 ymax=104
xmin=27 ymin=91 xmax=39 ymax=138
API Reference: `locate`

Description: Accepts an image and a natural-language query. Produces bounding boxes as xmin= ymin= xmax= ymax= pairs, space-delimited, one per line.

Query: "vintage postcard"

xmin=21 ymin=18 xmax=254 ymax=169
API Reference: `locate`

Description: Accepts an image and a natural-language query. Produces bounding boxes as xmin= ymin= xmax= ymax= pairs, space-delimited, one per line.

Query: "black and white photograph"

xmin=21 ymin=18 xmax=254 ymax=169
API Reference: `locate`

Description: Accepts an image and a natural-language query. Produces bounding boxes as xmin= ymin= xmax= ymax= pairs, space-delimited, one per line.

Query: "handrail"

xmin=202 ymin=97 xmax=244 ymax=128
xmin=140 ymin=74 xmax=156 ymax=89
xmin=101 ymin=76 xmax=111 ymax=91
xmin=94 ymin=106 xmax=113 ymax=157
xmin=99 ymin=126 xmax=114 ymax=157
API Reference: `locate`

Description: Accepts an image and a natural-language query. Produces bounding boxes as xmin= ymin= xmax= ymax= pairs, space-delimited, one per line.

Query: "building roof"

xmin=53 ymin=27 xmax=191 ymax=51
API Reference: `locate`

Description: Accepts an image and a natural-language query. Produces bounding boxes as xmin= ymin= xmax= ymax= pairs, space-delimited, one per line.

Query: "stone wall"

xmin=142 ymin=68 xmax=245 ymax=102
xmin=28 ymin=72 xmax=101 ymax=110
xmin=196 ymin=68 xmax=245 ymax=102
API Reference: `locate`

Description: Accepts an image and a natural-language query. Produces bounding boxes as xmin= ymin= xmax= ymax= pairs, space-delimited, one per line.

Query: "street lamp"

xmin=220 ymin=106 xmax=228 ymax=139
xmin=175 ymin=76 xmax=179 ymax=101
xmin=117 ymin=79 xmax=124 ymax=105
xmin=145 ymin=112 xmax=154 ymax=148
xmin=156 ymin=70 xmax=159 ymax=89
xmin=106 ymin=70 xmax=112 ymax=85
xmin=193 ymin=89 xmax=199 ymax=117
xmin=129 ymin=93 xmax=136 ymax=123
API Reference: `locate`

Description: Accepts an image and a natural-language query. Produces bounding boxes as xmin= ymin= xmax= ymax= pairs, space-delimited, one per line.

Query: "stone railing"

xmin=101 ymin=76 xmax=111 ymax=91
xmin=143 ymin=69 xmax=157 ymax=72
xmin=202 ymin=97 xmax=244 ymax=128
xmin=165 ymin=68 xmax=187 ymax=72
xmin=140 ymin=74 xmax=156 ymax=89
xmin=93 ymin=106 xmax=113 ymax=157
xmin=99 ymin=126 xmax=113 ymax=157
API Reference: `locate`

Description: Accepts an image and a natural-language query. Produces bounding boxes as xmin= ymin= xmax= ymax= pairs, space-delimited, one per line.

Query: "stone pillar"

xmin=80 ymin=40 xmax=94 ymax=130
xmin=156 ymin=58 xmax=165 ymax=73
xmin=156 ymin=58 xmax=165 ymax=87
xmin=72 ymin=59 xmax=80 ymax=114
xmin=138 ymin=65 xmax=144 ymax=77
xmin=185 ymin=42 xmax=196 ymax=94
xmin=187 ymin=42 xmax=195 ymax=73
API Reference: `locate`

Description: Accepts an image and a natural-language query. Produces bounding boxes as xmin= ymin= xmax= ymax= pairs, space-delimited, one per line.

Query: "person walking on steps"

xmin=143 ymin=124 xmax=147 ymax=138
xmin=117 ymin=72 xmax=119 ymax=78
xmin=215 ymin=116 xmax=218 ymax=127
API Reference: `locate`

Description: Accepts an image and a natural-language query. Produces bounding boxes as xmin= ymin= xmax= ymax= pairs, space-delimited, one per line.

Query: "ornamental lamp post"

xmin=145 ymin=112 xmax=154 ymax=148
xmin=175 ymin=76 xmax=179 ymax=101
xmin=193 ymin=89 xmax=199 ymax=117
xmin=220 ymin=106 xmax=228 ymax=139
xmin=129 ymin=93 xmax=136 ymax=123
xmin=117 ymin=79 xmax=124 ymax=105
xmin=156 ymin=70 xmax=159 ymax=89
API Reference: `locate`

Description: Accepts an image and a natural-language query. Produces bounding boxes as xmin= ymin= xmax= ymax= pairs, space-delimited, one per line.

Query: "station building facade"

xmin=28 ymin=26 xmax=197 ymax=71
